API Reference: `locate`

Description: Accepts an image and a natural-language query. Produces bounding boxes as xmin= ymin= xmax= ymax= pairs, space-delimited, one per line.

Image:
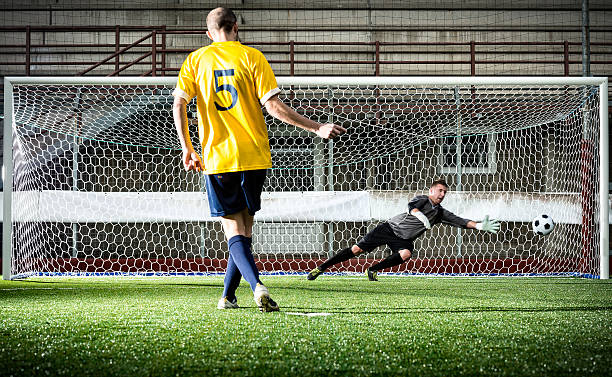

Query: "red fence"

xmin=1 ymin=25 xmax=611 ymax=79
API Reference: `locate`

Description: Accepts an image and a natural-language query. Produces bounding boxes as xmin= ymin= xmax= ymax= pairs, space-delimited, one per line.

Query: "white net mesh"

xmin=6 ymin=77 xmax=604 ymax=278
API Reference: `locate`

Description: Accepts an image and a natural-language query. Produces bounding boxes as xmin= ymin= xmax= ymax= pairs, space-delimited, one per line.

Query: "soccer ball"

xmin=532 ymin=214 xmax=555 ymax=236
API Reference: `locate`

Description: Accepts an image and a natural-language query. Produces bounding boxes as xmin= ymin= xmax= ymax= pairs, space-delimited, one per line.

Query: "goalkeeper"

xmin=307 ymin=179 xmax=500 ymax=281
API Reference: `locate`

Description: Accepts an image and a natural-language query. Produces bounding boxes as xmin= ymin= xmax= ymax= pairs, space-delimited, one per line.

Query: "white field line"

xmin=285 ymin=312 xmax=333 ymax=317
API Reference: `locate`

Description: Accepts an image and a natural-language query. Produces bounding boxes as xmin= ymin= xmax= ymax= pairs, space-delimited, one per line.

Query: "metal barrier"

xmin=0 ymin=25 xmax=611 ymax=79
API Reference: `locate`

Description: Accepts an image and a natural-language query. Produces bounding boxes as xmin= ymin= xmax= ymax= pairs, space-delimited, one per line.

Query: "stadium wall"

xmin=0 ymin=1 xmax=611 ymax=76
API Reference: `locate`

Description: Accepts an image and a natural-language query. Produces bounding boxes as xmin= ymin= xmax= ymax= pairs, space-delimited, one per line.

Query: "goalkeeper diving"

xmin=307 ymin=179 xmax=500 ymax=281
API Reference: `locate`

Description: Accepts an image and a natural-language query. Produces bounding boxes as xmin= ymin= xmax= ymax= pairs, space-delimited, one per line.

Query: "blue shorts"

xmin=204 ymin=169 xmax=267 ymax=217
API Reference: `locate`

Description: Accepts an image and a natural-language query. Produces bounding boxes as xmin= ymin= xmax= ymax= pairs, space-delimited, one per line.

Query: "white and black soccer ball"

xmin=532 ymin=214 xmax=555 ymax=236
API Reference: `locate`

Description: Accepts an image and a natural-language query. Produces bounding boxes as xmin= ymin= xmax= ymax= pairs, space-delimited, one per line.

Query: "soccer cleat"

xmin=253 ymin=284 xmax=280 ymax=313
xmin=217 ymin=297 xmax=239 ymax=310
xmin=366 ymin=268 xmax=378 ymax=281
xmin=307 ymin=267 xmax=322 ymax=280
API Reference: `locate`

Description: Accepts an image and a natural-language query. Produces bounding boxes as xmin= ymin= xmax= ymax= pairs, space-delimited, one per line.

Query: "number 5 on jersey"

xmin=214 ymin=69 xmax=238 ymax=111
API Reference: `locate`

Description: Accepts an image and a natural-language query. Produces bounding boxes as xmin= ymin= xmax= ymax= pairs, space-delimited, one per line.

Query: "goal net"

xmin=3 ymin=76 xmax=609 ymax=279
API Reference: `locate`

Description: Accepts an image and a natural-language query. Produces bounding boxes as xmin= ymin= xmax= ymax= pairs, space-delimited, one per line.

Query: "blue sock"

xmin=223 ymin=238 xmax=255 ymax=300
xmin=227 ymin=235 xmax=261 ymax=291
xmin=222 ymin=254 xmax=242 ymax=300
xmin=223 ymin=237 xmax=253 ymax=300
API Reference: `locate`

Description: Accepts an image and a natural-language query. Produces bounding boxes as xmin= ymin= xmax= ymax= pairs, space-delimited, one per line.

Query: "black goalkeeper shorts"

xmin=356 ymin=222 xmax=414 ymax=253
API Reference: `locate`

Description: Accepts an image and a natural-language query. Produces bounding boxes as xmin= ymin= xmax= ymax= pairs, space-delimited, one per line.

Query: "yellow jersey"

xmin=173 ymin=41 xmax=280 ymax=174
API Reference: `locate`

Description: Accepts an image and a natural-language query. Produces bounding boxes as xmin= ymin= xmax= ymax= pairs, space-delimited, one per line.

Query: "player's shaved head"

xmin=207 ymin=7 xmax=237 ymax=34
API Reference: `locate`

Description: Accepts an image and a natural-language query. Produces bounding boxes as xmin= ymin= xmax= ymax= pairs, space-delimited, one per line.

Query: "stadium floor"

xmin=1 ymin=275 xmax=610 ymax=376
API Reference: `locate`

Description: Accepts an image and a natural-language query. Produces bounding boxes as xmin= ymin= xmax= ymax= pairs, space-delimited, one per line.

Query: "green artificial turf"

xmin=0 ymin=275 xmax=610 ymax=376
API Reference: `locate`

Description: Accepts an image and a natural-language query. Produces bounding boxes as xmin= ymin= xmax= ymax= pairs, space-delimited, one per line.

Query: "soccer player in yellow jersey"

xmin=173 ymin=7 xmax=346 ymax=312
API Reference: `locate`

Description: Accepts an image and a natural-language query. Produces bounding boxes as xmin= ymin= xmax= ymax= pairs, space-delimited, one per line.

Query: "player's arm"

xmin=472 ymin=215 xmax=500 ymax=233
xmin=407 ymin=196 xmax=431 ymax=229
xmin=264 ymin=95 xmax=346 ymax=139
xmin=410 ymin=208 xmax=431 ymax=229
xmin=172 ymin=95 xmax=202 ymax=172
xmin=446 ymin=211 xmax=499 ymax=233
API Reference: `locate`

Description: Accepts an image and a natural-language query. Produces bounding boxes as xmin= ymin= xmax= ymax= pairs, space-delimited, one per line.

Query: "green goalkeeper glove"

xmin=475 ymin=215 xmax=500 ymax=234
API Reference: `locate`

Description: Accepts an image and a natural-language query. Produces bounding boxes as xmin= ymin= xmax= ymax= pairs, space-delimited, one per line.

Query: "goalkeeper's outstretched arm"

xmin=468 ymin=215 xmax=501 ymax=234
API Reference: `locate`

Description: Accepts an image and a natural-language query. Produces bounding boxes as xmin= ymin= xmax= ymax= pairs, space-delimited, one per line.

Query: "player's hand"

xmin=411 ymin=210 xmax=431 ymax=229
xmin=182 ymin=149 xmax=203 ymax=172
xmin=315 ymin=123 xmax=347 ymax=139
xmin=475 ymin=215 xmax=500 ymax=233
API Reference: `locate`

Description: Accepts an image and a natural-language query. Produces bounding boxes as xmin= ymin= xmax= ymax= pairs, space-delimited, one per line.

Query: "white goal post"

xmin=3 ymin=76 xmax=609 ymax=279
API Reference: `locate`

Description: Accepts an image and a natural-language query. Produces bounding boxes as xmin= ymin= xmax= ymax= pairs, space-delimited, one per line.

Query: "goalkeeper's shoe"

xmin=254 ymin=284 xmax=280 ymax=313
xmin=307 ymin=267 xmax=323 ymax=280
xmin=217 ymin=297 xmax=239 ymax=310
xmin=366 ymin=268 xmax=378 ymax=281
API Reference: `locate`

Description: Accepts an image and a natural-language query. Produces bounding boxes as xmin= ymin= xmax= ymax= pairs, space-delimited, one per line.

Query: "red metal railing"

xmin=0 ymin=25 xmax=611 ymax=80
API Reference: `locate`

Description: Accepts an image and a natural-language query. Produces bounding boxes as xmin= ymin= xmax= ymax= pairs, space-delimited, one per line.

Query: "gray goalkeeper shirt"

xmin=386 ymin=195 xmax=470 ymax=240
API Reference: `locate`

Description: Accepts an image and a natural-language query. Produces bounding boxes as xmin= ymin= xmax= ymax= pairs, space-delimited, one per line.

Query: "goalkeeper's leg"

xmin=307 ymin=245 xmax=364 ymax=280
xmin=308 ymin=223 xmax=391 ymax=280
xmin=365 ymin=230 xmax=414 ymax=280
xmin=367 ymin=249 xmax=412 ymax=277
